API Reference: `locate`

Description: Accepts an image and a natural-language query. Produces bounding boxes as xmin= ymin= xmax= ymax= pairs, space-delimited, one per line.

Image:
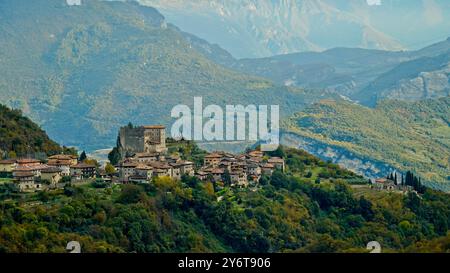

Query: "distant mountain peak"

xmin=138 ymin=0 xmax=449 ymax=58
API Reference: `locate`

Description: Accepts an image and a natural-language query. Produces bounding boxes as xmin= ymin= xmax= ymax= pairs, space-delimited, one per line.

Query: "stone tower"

xmin=119 ymin=125 xmax=167 ymax=157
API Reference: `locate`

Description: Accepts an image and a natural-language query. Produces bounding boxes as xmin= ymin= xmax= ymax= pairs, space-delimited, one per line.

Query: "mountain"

xmin=0 ymin=104 xmax=68 ymax=157
xmin=192 ymin=38 xmax=450 ymax=104
xmin=357 ymin=51 xmax=450 ymax=105
xmin=138 ymin=0 xmax=450 ymax=58
xmin=282 ymin=97 xmax=450 ymax=191
xmin=0 ymin=0 xmax=327 ymax=151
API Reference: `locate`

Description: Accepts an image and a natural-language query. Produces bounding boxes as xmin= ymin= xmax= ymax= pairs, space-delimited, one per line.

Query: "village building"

xmin=247 ymin=163 xmax=261 ymax=176
xmin=133 ymin=152 xmax=161 ymax=163
xmin=13 ymin=164 xmax=49 ymax=178
xmin=211 ymin=168 xmax=225 ymax=182
xmin=170 ymin=163 xmax=182 ymax=180
xmin=149 ymin=162 xmax=172 ymax=178
xmin=14 ymin=172 xmax=42 ymax=193
xmin=47 ymin=154 xmax=78 ymax=176
xmin=372 ymin=178 xmax=414 ymax=193
xmin=118 ymin=162 xmax=139 ymax=180
xmin=261 ymin=163 xmax=275 ymax=176
xmin=204 ymin=153 xmax=222 ymax=167
xmin=17 ymin=159 xmax=41 ymax=167
xmin=195 ymin=170 xmax=209 ymax=181
xmin=0 ymin=159 xmax=17 ymax=173
xmin=268 ymin=157 xmax=285 ymax=172
xmin=134 ymin=165 xmax=153 ymax=180
xmin=248 ymin=150 xmax=263 ymax=159
xmin=41 ymin=167 xmax=63 ymax=187
xmin=179 ymin=161 xmax=195 ymax=176
xmin=230 ymin=171 xmax=248 ymax=187
xmin=70 ymin=163 xmax=96 ymax=180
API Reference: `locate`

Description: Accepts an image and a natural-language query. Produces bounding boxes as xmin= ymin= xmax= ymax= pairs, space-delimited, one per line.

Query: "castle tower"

xmin=119 ymin=125 xmax=167 ymax=157
xmin=143 ymin=125 xmax=167 ymax=153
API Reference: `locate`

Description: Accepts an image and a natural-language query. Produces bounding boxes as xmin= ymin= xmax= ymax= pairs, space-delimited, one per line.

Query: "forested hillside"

xmin=1 ymin=147 xmax=449 ymax=253
xmin=0 ymin=104 xmax=70 ymax=157
xmin=283 ymin=97 xmax=450 ymax=190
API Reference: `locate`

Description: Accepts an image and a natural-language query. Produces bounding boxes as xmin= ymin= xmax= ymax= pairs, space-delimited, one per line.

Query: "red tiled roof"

xmin=0 ymin=159 xmax=17 ymax=164
xmin=17 ymin=159 xmax=41 ymax=164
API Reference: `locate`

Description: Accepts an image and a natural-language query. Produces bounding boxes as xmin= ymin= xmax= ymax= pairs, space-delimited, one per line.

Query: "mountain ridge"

xmin=283 ymin=97 xmax=450 ymax=191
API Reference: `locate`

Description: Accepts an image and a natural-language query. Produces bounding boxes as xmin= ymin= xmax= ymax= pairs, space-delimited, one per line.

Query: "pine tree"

xmin=79 ymin=151 xmax=87 ymax=162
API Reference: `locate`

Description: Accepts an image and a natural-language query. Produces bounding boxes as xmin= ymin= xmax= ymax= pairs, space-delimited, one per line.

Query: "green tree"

xmin=79 ymin=151 xmax=87 ymax=162
xmin=108 ymin=147 xmax=121 ymax=166
xmin=105 ymin=163 xmax=116 ymax=174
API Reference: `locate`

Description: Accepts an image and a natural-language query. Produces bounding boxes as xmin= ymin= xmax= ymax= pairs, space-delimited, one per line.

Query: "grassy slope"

xmin=283 ymin=97 xmax=450 ymax=189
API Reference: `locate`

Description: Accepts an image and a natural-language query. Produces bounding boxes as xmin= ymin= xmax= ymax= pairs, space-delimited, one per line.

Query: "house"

xmin=373 ymin=178 xmax=397 ymax=191
xmin=41 ymin=167 xmax=63 ymax=187
xmin=13 ymin=164 xmax=49 ymax=177
xmin=70 ymin=163 xmax=96 ymax=180
xmin=261 ymin=163 xmax=275 ymax=175
xmin=179 ymin=161 xmax=194 ymax=176
xmin=218 ymin=161 xmax=232 ymax=172
xmin=149 ymin=162 xmax=172 ymax=178
xmin=118 ymin=162 xmax=139 ymax=180
xmin=268 ymin=157 xmax=285 ymax=172
xmin=48 ymin=154 xmax=78 ymax=166
xmin=0 ymin=159 xmax=17 ymax=173
xmin=248 ymin=150 xmax=263 ymax=159
xmin=204 ymin=153 xmax=222 ymax=167
xmin=14 ymin=172 xmax=42 ymax=192
xmin=230 ymin=171 xmax=248 ymax=187
xmin=133 ymin=152 xmax=160 ymax=163
xmin=47 ymin=155 xmax=78 ymax=176
xmin=170 ymin=163 xmax=182 ymax=180
xmin=211 ymin=168 xmax=225 ymax=182
xmin=247 ymin=163 xmax=261 ymax=176
xmin=17 ymin=159 xmax=41 ymax=167
xmin=135 ymin=164 xmax=153 ymax=180
xmin=195 ymin=171 xmax=209 ymax=181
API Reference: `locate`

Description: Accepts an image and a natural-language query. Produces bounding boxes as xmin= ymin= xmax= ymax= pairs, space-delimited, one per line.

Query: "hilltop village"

xmin=0 ymin=124 xmax=420 ymax=196
xmin=0 ymin=125 xmax=285 ymax=193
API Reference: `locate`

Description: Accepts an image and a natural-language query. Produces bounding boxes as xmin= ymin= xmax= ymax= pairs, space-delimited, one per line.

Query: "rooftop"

xmin=72 ymin=163 xmax=96 ymax=169
xmin=17 ymin=159 xmax=41 ymax=164
xmin=143 ymin=125 xmax=166 ymax=129
xmin=0 ymin=159 xmax=17 ymax=164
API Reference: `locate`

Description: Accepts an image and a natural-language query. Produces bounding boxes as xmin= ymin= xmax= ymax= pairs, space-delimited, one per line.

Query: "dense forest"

xmin=0 ymin=104 xmax=75 ymax=158
xmin=1 ymin=146 xmax=449 ymax=253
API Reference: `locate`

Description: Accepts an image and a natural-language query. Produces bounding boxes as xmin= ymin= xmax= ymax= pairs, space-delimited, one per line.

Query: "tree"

xmin=105 ymin=163 xmax=116 ymax=174
xmin=108 ymin=147 xmax=121 ymax=166
xmin=7 ymin=151 xmax=17 ymax=159
xmin=223 ymin=169 xmax=232 ymax=186
xmin=118 ymin=184 xmax=145 ymax=204
xmin=79 ymin=151 xmax=87 ymax=162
